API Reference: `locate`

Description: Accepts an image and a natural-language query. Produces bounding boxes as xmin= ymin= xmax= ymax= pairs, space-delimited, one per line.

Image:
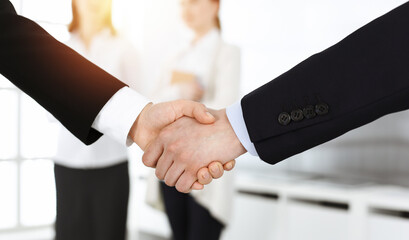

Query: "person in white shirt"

xmin=147 ymin=0 xmax=240 ymax=239
xmin=52 ymin=0 xmax=142 ymax=239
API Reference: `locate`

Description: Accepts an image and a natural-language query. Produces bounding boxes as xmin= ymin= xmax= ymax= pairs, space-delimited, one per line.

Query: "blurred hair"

xmin=212 ymin=0 xmax=221 ymax=30
xmin=68 ymin=0 xmax=116 ymax=35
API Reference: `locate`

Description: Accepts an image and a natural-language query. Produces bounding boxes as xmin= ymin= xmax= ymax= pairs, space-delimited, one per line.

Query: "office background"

xmin=1 ymin=0 xmax=409 ymax=239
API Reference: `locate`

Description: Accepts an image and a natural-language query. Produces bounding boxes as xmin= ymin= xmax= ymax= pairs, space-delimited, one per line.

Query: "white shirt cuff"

xmin=226 ymin=101 xmax=259 ymax=156
xmin=92 ymin=87 xmax=151 ymax=146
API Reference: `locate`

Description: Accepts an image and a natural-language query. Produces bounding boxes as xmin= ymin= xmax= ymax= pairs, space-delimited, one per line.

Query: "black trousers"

xmin=54 ymin=162 xmax=129 ymax=240
xmin=160 ymin=182 xmax=224 ymax=240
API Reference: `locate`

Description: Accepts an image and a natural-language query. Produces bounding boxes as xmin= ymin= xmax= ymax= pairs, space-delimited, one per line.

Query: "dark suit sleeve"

xmin=241 ymin=2 xmax=409 ymax=164
xmin=0 ymin=0 xmax=126 ymax=144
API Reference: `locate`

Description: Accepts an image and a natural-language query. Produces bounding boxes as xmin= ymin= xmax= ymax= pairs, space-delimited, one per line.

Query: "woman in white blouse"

xmin=52 ymin=0 xmax=141 ymax=239
xmin=148 ymin=0 xmax=241 ymax=239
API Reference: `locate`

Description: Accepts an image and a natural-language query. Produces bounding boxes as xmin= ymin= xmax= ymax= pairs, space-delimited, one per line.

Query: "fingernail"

xmin=202 ymin=172 xmax=210 ymax=179
xmin=211 ymin=165 xmax=218 ymax=173
xmin=226 ymin=163 xmax=233 ymax=170
xmin=206 ymin=112 xmax=215 ymax=118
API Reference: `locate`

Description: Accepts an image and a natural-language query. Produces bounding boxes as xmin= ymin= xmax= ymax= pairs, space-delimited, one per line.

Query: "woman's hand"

xmin=178 ymin=81 xmax=205 ymax=102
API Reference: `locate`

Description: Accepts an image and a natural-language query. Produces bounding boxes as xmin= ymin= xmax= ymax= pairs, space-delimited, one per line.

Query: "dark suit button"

xmin=315 ymin=103 xmax=329 ymax=115
xmin=303 ymin=105 xmax=316 ymax=119
xmin=291 ymin=109 xmax=304 ymax=122
xmin=278 ymin=112 xmax=291 ymax=126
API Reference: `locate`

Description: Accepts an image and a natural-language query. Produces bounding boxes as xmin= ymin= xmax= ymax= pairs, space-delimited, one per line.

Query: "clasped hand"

xmin=129 ymin=100 xmax=246 ymax=193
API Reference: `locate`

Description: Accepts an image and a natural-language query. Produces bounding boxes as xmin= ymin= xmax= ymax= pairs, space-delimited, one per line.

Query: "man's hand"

xmin=128 ymin=100 xmax=215 ymax=151
xmin=142 ymin=109 xmax=247 ymax=193
xmin=127 ymin=100 xmax=234 ymax=190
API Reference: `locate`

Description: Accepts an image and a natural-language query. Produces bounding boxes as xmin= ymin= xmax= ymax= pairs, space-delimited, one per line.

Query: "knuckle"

xmin=167 ymin=143 xmax=178 ymax=154
xmin=176 ymin=183 xmax=188 ymax=193
xmin=174 ymin=99 xmax=186 ymax=109
xmin=186 ymin=167 xmax=196 ymax=176
xmin=158 ymin=129 xmax=170 ymax=139
xmin=178 ymin=151 xmax=191 ymax=162
xmin=142 ymin=155 xmax=153 ymax=167
xmin=197 ymin=168 xmax=206 ymax=178
xmin=155 ymin=170 xmax=164 ymax=180
xmin=199 ymin=176 xmax=211 ymax=185
xmin=165 ymin=178 xmax=175 ymax=187
xmin=210 ymin=164 xmax=221 ymax=174
xmin=214 ymin=172 xmax=223 ymax=179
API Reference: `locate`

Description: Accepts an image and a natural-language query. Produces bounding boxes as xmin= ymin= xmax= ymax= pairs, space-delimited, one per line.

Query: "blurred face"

xmin=180 ymin=0 xmax=219 ymax=31
xmin=74 ymin=0 xmax=112 ymax=23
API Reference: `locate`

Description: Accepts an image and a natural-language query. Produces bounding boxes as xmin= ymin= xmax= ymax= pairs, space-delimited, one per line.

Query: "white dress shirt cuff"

xmin=92 ymin=87 xmax=151 ymax=146
xmin=226 ymin=101 xmax=259 ymax=156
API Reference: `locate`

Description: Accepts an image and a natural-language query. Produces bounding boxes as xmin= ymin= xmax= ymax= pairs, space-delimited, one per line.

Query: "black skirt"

xmin=54 ymin=161 xmax=129 ymax=240
xmin=160 ymin=182 xmax=224 ymax=240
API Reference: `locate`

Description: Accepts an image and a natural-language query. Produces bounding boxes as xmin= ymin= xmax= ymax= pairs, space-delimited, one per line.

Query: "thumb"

xmin=172 ymin=100 xmax=215 ymax=124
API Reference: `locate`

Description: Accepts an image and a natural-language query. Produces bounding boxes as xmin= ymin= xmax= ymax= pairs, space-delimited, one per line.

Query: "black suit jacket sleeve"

xmin=0 ymin=0 xmax=126 ymax=144
xmin=241 ymin=2 xmax=409 ymax=164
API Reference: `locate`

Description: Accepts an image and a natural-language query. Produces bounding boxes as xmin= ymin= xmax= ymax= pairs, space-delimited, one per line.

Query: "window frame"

xmin=0 ymin=0 xmax=66 ymax=233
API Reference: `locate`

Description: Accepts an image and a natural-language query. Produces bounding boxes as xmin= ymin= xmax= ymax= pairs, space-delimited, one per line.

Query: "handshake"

xmin=128 ymin=100 xmax=247 ymax=193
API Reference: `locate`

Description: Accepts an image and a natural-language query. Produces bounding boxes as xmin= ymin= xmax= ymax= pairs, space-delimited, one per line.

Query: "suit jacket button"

xmin=278 ymin=112 xmax=291 ymax=126
xmin=303 ymin=105 xmax=316 ymax=119
xmin=291 ymin=109 xmax=304 ymax=122
xmin=315 ymin=103 xmax=329 ymax=115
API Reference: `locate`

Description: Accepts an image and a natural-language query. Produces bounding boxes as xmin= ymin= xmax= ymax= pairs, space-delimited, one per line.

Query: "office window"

xmin=0 ymin=0 xmax=138 ymax=232
xmin=0 ymin=75 xmax=14 ymax=88
xmin=0 ymin=90 xmax=18 ymax=159
xmin=21 ymin=0 xmax=71 ymax=24
xmin=0 ymin=0 xmax=70 ymax=231
xmin=20 ymin=160 xmax=56 ymax=226
xmin=20 ymin=94 xmax=59 ymax=159
xmin=0 ymin=162 xmax=18 ymax=229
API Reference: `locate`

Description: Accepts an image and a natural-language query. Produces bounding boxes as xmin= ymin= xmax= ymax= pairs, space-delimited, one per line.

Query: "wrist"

xmin=216 ymin=109 xmax=247 ymax=157
xmin=129 ymin=103 xmax=153 ymax=150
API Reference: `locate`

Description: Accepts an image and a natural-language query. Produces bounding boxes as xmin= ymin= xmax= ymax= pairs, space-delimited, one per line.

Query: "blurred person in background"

xmin=146 ymin=0 xmax=241 ymax=239
xmin=51 ymin=0 xmax=141 ymax=239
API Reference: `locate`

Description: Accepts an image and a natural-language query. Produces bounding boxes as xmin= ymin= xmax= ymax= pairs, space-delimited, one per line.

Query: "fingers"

xmin=196 ymin=162 xmax=224 ymax=185
xmin=175 ymin=171 xmax=197 ymax=193
xmin=197 ymin=168 xmax=212 ymax=185
xmin=209 ymin=162 xmax=224 ymax=179
xmin=196 ymin=160 xmax=236 ymax=185
xmin=154 ymin=153 xmax=173 ymax=180
xmin=196 ymin=161 xmax=230 ymax=184
xmin=171 ymin=100 xmax=215 ymax=124
xmin=182 ymin=161 xmax=235 ymax=192
xmin=191 ymin=182 xmax=204 ymax=191
xmin=163 ymin=163 xmax=185 ymax=187
xmin=191 ymin=161 xmax=229 ymax=191
xmin=142 ymin=139 xmax=164 ymax=168
xmin=224 ymin=160 xmax=236 ymax=171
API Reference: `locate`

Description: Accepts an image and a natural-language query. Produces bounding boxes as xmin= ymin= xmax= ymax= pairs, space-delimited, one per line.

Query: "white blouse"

xmin=153 ymin=28 xmax=241 ymax=109
xmin=53 ymin=29 xmax=141 ymax=169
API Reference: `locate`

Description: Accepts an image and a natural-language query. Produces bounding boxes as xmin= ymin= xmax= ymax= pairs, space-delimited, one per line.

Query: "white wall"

xmin=121 ymin=0 xmax=409 ymax=183
xmin=126 ymin=0 xmax=407 ymax=92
